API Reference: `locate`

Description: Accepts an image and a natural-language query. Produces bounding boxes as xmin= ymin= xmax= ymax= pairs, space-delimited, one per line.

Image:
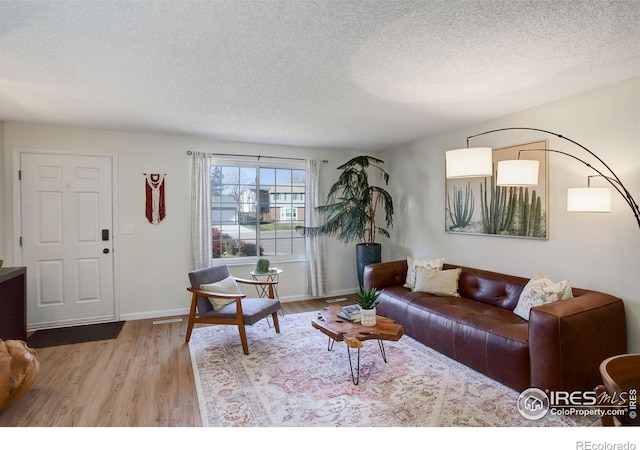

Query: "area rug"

xmin=189 ymin=311 xmax=598 ymax=427
xmin=27 ymin=321 xmax=125 ymax=348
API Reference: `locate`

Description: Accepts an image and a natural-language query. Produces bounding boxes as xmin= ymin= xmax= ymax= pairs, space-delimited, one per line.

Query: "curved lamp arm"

xmin=467 ymin=127 xmax=640 ymax=229
xmin=516 ymin=148 xmax=637 ymax=219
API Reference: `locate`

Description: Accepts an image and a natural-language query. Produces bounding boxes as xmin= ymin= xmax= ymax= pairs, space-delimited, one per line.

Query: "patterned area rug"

xmin=189 ymin=311 xmax=598 ymax=427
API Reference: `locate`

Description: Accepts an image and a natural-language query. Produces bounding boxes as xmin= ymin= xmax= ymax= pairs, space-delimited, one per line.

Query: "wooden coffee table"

xmin=311 ymin=305 xmax=405 ymax=384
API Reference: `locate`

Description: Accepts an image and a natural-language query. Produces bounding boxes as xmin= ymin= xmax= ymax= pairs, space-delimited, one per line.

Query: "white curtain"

xmin=190 ymin=151 xmax=212 ymax=270
xmin=305 ymin=159 xmax=327 ymax=297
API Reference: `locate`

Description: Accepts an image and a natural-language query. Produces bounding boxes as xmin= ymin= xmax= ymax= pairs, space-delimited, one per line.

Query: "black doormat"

xmin=27 ymin=321 xmax=125 ymax=348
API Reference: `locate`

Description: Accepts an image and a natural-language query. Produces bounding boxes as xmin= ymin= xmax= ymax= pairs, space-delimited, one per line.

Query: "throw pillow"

xmin=200 ymin=275 xmax=243 ymax=311
xmin=404 ymin=256 xmax=445 ymax=289
xmin=413 ymin=267 xmax=461 ymax=297
xmin=513 ymin=271 xmax=573 ymax=321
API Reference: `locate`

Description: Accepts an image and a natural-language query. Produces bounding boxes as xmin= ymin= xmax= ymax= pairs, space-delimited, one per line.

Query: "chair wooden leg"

xmin=595 ymin=385 xmax=616 ymax=426
xmin=185 ymin=319 xmax=195 ymax=343
xmin=238 ymin=324 xmax=249 ymax=355
xmin=185 ymin=294 xmax=198 ymax=343
xmin=272 ymin=311 xmax=280 ymax=333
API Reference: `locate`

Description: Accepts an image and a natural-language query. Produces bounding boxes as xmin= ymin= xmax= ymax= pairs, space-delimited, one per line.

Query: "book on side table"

xmin=337 ymin=305 xmax=361 ymax=322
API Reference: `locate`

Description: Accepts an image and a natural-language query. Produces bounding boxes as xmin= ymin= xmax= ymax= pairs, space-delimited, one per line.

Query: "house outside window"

xmin=210 ymin=162 xmax=306 ymax=261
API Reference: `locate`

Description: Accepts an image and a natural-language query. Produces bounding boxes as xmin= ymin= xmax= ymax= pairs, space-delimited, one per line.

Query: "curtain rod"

xmin=186 ymin=150 xmax=327 ymax=163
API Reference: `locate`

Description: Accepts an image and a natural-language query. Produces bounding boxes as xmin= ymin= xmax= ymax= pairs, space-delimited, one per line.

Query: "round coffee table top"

xmin=250 ymin=268 xmax=283 ymax=276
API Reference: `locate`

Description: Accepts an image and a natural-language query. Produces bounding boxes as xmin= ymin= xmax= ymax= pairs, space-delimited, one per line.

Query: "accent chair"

xmin=186 ymin=265 xmax=281 ymax=355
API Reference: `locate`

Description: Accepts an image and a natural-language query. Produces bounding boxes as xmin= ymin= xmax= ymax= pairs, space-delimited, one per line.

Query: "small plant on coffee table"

xmin=356 ymin=287 xmax=380 ymax=310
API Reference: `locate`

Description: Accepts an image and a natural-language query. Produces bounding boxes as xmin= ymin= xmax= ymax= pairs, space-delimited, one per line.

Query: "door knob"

xmin=103 ymin=248 xmax=110 ymax=254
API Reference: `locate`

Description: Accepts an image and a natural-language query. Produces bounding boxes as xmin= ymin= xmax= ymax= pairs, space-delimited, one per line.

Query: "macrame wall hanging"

xmin=144 ymin=173 xmax=166 ymax=224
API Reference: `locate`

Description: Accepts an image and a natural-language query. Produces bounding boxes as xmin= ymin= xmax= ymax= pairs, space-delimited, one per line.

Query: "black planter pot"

xmin=356 ymin=243 xmax=382 ymax=288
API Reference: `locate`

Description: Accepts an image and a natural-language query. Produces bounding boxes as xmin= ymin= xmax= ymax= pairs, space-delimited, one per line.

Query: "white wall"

xmin=1 ymin=123 xmax=362 ymax=323
xmin=383 ymin=76 xmax=640 ymax=352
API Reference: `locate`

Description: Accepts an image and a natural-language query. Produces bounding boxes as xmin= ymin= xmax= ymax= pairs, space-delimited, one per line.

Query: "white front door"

xmin=21 ymin=152 xmax=115 ymax=328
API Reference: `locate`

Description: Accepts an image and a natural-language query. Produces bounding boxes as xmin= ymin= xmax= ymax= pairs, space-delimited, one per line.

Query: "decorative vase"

xmin=356 ymin=243 xmax=381 ymax=289
xmin=0 ymin=339 xmax=39 ymax=410
xmin=360 ymin=307 xmax=377 ymax=326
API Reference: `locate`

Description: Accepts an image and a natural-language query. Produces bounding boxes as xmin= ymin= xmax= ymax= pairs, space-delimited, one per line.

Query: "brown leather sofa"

xmin=364 ymin=260 xmax=627 ymax=393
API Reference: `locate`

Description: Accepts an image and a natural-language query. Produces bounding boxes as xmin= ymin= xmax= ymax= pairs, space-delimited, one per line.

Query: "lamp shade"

xmin=567 ymin=187 xmax=611 ymax=212
xmin=496 ymin=160 xmax=539 ymax=187
xmin=445 ymin=147 xmax=493 ymax=178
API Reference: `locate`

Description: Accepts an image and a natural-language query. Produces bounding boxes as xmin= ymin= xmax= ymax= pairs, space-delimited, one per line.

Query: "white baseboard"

xmin=120 ymin=307 xmax=190 ymax=322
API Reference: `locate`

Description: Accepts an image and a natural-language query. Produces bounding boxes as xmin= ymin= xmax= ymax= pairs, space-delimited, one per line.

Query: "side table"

xmin=249 ymin=268 xmax=283 ymax=298
xmin=249 ymin=268 xmax=284 ymax=317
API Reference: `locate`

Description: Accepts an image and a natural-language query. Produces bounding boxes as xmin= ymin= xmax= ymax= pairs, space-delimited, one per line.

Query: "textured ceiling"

xmin=1 ymin=0 xmax=640 ymax=151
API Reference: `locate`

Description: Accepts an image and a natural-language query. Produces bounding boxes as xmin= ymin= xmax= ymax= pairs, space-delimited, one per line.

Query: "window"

xmin=210 ymin=163 xmax=306 ymax=260
xmin=280 ymin=207 xmax=298 ymax=221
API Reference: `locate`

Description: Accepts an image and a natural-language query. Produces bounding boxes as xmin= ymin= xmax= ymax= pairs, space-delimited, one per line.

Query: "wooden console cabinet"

xmin=0 ymin=267 xmax=27 ymax=341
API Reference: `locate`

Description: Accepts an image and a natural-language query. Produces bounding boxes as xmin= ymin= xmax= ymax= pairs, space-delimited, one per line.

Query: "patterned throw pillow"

xmin=404 ymin=256 xmax=445 ymax=289
xmin=413 ymin=267 xmax=461 ymax=297
xmin=513 ymin=271 xmax=573 ymax=320
xmin=200 ymin=275 xmax=243 ymax=311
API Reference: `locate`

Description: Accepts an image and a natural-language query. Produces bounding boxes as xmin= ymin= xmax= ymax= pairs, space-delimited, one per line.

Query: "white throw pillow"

xmin=200 ymin=275 xmax=243 ymax=311
xmin=413 ymin=267 xmax=461 ymax=297
xmin=404 ymin=256 xmax=445 ymax=289
xmin=513 ymin=271 xmax=573 ymax=321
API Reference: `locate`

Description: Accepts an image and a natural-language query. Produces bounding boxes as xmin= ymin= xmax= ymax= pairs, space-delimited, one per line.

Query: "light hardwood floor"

xmin=0 ymin=297 xmax=353 ymax=427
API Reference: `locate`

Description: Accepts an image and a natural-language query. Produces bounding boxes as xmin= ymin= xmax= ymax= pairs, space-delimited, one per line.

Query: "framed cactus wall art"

xmin=445 ymin=140 xmax=548 ymax=239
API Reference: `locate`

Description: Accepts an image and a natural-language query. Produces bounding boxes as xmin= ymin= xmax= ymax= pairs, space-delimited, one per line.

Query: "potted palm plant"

xmin=356 ymin=287 xmax=381 ymax=326
xmin=296 ymin=155 xmax=394 ymax=288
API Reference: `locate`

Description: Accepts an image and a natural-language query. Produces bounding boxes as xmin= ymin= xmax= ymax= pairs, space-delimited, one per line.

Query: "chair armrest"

xmin=595 ymin=384 xmax=615 ymax=426
xmin=234 ymin=277 xmax=279 ymax=286
xmin=187 ymin=287 xmax=247 ymax=300
xmin=528 ymin=291 xmax=627 ymax=392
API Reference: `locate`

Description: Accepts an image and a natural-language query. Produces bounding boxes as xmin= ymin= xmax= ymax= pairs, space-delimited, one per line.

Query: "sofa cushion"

xmin=413 ymin=267 xmax=461 ymax=297
xmin=404 ymin=256 xmax=444 ymax=289
xmin=513 ymin=271 xmax=573 ymax=320
xmin=377 ymin=287 xmax=531 ymax=391
xmin=410 ymin=294 xmax=528 ymax=339
xmin=448 ymin=264 xmax=528 ymax=311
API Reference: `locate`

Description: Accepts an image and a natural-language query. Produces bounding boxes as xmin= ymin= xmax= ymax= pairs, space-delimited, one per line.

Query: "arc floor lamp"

xmin=445 ymin=127 xmax=640 ymax=230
